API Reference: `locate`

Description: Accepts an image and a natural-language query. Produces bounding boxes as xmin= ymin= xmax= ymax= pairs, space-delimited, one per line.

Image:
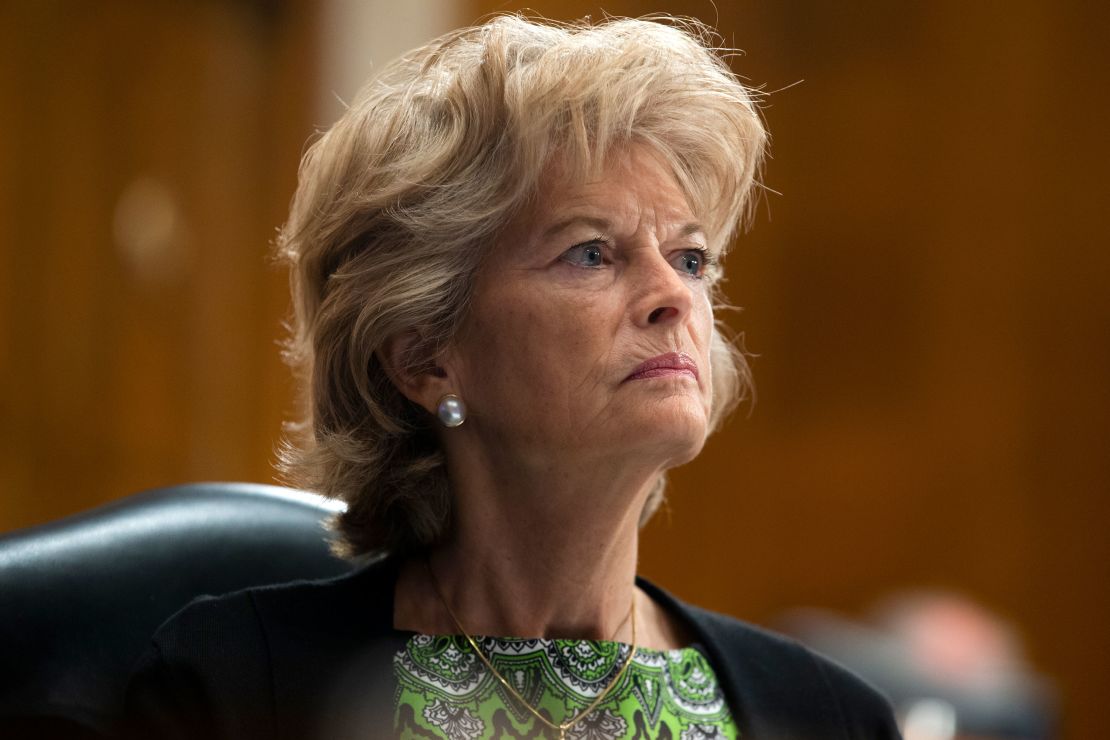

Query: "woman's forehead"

xmin=525 ymin=147 xmax=704 ymax=236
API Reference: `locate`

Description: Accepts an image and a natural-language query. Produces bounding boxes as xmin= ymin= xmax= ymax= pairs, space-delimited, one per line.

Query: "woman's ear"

xmin=378 ymin=330 xmax=453 ymax=414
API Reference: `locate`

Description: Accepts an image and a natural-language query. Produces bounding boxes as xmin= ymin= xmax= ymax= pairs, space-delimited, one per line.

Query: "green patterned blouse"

xmin=393 ymin=633 xmax=739 ymax=739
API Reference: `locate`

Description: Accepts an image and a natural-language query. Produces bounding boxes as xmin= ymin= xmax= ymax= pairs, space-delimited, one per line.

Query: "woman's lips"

xmin=624 ymin=352 xmax=699 ymax=382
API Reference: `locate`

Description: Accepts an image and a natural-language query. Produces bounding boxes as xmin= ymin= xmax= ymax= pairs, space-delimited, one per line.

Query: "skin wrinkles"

xmin=456 ymin=150 xmax=714 ymax=468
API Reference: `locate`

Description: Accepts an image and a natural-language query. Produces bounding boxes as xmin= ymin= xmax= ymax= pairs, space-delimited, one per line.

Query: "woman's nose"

xmin=632 ymin=253 xmax=694 ymax=328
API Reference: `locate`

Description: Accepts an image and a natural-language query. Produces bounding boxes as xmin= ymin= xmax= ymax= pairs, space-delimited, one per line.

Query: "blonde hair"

xmin=275 ymin=14 xmax=766 ymax=558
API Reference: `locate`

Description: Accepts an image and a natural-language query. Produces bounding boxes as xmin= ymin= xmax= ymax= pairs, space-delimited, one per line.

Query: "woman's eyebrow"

xmin=540 ymin=215 xmax=611 ymax=240
xmin=541 ymin=217 xmax=705 ymax=241
xmin=678 ymin=222 xmax=706 ymax=239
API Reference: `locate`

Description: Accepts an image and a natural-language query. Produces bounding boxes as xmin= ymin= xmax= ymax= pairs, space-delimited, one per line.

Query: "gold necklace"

xmin=425 ymin=561 xmax=638 ymax=740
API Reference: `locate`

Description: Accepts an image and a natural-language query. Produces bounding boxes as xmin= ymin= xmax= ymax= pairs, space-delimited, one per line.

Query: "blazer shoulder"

xmin=697 ymin=604 xmax=901 ymax=738
xmin=148 ymin=586 xmax=260 ymax=649
xmin=146 ymin=558 xmax=394 ymax=660
xmin=125 ymin=563 xmax=393 ymax=740
xmin=125 ymin=589 xmax=274 ymax=740
xmin=638 ymin=581 xmax=901 ymax=740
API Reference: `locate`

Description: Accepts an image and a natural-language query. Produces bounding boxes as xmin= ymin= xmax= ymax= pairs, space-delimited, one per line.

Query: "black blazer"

xmin=124 ymin=557 xmax=901 ymax=739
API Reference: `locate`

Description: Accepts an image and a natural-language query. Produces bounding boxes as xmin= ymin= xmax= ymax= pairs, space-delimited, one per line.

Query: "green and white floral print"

xmin=394 ymin=634 xmax=739 ymax=739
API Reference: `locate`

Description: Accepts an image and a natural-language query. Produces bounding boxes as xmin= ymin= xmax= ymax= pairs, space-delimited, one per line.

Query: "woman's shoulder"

xmin=640 ymin=578 xmax=902 ymax=739
xmin=124 ymin=560 xmax=400 ymax=739
xmin=148 ymin=557 xmax=391 ymax=646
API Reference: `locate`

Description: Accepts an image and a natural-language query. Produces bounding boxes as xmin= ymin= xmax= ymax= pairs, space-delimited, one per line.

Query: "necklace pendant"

xmin=558 ymin=730 xmax=566 ymax=740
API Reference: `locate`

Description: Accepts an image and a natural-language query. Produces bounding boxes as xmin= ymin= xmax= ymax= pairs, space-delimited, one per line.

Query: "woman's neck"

xmin=391 ymin=444 xmax=685 ymax=647
xmin=432 ymin=489 xmax=643 ymax=641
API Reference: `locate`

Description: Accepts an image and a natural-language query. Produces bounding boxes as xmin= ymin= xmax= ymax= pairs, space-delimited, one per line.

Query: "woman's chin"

xmin=623 ymin=403 xmax=709 ymax=467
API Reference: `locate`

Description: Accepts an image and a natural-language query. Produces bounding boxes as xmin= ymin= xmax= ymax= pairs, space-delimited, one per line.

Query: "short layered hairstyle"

xmin=275 ymin=14 xmax=767 ymax=558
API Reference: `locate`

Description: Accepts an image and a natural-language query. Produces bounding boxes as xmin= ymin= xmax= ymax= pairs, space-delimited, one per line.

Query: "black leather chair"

xmin=0 ymin=482 xmax=355 ymax=738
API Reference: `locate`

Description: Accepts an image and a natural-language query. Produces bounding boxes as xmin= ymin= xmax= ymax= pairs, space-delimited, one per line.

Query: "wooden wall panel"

xmin=0 ymin=1 xmax=316 ymax=526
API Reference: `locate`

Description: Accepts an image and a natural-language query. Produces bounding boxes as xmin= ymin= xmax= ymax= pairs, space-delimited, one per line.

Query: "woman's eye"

xmin=674 ymin=248 xmax=710 ymax=277
xmin=561 ymin=242 xmax=605 ymax=268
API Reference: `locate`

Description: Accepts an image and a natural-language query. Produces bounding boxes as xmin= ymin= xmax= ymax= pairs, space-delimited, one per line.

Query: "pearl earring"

xmin=436 ymin=394 xmax=466 ymax=428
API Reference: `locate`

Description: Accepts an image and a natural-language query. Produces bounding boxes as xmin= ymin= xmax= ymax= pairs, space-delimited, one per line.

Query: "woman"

xmin=126 ymin=14 xmax=901 ymax=740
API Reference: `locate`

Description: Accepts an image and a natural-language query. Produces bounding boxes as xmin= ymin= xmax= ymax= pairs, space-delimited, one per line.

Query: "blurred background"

xmin=1 ymin=1 xmax=1106 ymax=738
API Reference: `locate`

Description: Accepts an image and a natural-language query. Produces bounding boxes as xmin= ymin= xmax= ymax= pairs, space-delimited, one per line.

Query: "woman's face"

xmin=445 ymin=146 xmax=717 ymax=472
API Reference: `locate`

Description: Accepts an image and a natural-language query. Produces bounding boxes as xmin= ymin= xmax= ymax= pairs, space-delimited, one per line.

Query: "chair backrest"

xmin=0 ymin=482 xmax=354 ymax=738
